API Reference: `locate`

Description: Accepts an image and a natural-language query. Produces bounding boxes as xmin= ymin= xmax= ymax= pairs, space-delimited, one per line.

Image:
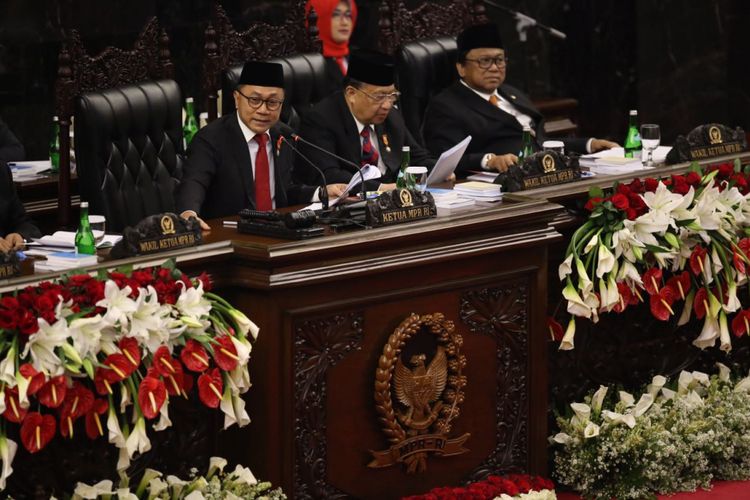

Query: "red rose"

xmin=610 ymin=193 xmax=629 ymax=210
xmin=584 ymin=196 xmax=603 ymax=211
xmin=644 ymin=177 xmax=659 ymax=192
xmin=67 ymin=274 xmax=93 ymax=287
xmin=627 ymin=178 xmax=644 ymax=193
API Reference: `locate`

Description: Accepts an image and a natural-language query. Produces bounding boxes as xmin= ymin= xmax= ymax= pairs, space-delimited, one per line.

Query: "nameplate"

xmin=496 ymin=151 xmax=580 ymax=192
xmin=666 ymin=123 xmax=748 ymax=164
xmin=366 ymin=188 xmax=437 ymax=228
xmin=137 ymin=233 xmax=197 ymax=254
xmin=0 ymin=262 xmax=20 ymax=279
xmin=522 ymin=168 xmax=579 ymax=189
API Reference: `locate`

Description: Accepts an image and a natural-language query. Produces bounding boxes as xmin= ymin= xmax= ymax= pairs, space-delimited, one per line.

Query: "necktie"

xmin=489 ymin=94 xmax=499 ymax=107
xmin=253 ymin=134 xmax=272 ymax=211
xmin=360 ymin=126 xmax=379 ymax=167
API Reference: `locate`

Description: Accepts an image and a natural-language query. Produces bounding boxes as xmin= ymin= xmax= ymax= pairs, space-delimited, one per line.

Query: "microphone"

xmin=292 ymin=133 xmax=369 ymax=200
xmin=482 ymin=0 xmax=567 ymax=40
xmin=279 ymin=135 xmax=329 ymax=209
xmin=239 ymin=208 xmax=317 ymax=229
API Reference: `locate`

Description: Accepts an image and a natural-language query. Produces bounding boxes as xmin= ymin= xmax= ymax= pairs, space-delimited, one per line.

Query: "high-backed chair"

xmin=202 ymin=2 xmax=321 ymax=122
xmin=221 ymin=52 xmax=330 ymax=130
xmin=74 ymin=80 xmax=184 ymax=233
xmin=54 ymin=17 xmax=174 ymax=228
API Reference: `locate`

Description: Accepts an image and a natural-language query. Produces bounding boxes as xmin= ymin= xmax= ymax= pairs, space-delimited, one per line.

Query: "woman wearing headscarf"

xmin=306 ymin=0 xmax=358 ymax=95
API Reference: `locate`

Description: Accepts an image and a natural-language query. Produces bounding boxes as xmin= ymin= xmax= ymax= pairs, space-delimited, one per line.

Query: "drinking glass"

xmin=406 ymin=166 xmax=428 ymax=193
xmin=89 ymin=215 xmax=106 ymax=243
xmin=640 ymin=124 xmax=661 ymax=167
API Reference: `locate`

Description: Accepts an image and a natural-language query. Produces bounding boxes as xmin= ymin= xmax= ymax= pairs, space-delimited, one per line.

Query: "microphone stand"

xmin=292 ymin=134 xmax=369 ymax=201
xmin=280 ymin=136 xmax=329 ymax=210
xmin=482 ymin=0 xmax=567 ymax=41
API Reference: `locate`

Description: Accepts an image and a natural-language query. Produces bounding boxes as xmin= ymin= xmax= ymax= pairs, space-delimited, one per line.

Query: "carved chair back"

xmin=54 ymin=17 xmax=175 ymax=227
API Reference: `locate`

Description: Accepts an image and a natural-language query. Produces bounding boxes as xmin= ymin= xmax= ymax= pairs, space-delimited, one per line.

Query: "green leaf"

xmin=689 ymin=161 xmax=702 ymax=174
xmin=645 ymin=243 xmax=671 ymax=254
xmin=113 ymin=264 xmax=134 ymax=276
xmin=675 ymin=218 xmax=697 ymax=227
xmin=96 ymin=268 xmax=109 ymax=281
xmin=735 ymin=158 xmax=742 ymax=173
xmin=588 ymin=186 xmax=604 ymax=199
xmin=160 ymin=258 xmax=177 ymax=271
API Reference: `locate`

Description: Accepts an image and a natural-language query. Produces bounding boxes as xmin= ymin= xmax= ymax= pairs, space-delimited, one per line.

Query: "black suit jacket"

xmin=423 ymin=81 xmax=588 ymax=178
xmin=0 ymin=117 xmax=24 ymax=164
xmin=0 ymin=162 xmax=40 ymax=239
xmin=295 ymin=92 xmax=435 ymax=191
xmin=175 ymin=113 xmax=316 ymax=219
xmin=322 ymin=57 xmax=345 ymax=97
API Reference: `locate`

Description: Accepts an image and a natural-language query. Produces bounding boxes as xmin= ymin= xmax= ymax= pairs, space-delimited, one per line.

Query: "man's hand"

xmin=487 ymin=153 xmax=519 ymax=173
xmin=180 ymin=210 xmax=210 ymax=231
xmin=591 ymin=139 xmax=620 ymax=152
xmin=444 ymin=173 xmax=457 ymax=184
xmin=0 ymin=233 xmax=24 ymax=253
xmin=325 ymin=183 xmax=349 ymax=199
xmin=378 ymin=183 xmax=397 ymax=192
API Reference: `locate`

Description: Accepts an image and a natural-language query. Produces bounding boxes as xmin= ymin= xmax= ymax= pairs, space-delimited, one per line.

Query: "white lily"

xmin=717 ymin=362 xmax=731 ymax=382
xmin=590 ymin=385 xmax=608 ymax=413
xmin=563 ymin=281 xmax=591 ymax=319
xmin=684 ymin=390 xmax=705 ymax=409
xmin=153 ymin=397 xmax=172 ymax=432
xmin=0 ymin=345 xmax=17 ymax=386
xmin=107 ymin=406 xmax=126 ymax=449
xmin=229 ymin=336 xmax=252 ymax=367
xmin=693 ymin=315 xmax=720 ymax=350
xmin=185 ymin=489 xmax=207 ymax=500
xmin=125 ymin=417 xmax=151 ymax=458
xmin=642 ymin=181 xmax=687 ymax=215
xmin=602 ymin=410 xmax=636 ymax=429
xmin=228 ymin=464 xmax=258 ymax=486
xmin=559 ymin=318 xmax=576 ymax=351
xmin=677 ymin=371 xmax=694 ymax=395
xmin=575 ymin=259 xmax=593 ymax=296
xmin=570 ymin=402 xmax=591 ymax=425
xmin=677 ymin=290 xmax=695 ymax=326
xmin=116 ymin=488 xmax=139 ymax=500
xmin=734 ymin=373 xmax=750 ymax=393
xmin=596 ymin=245 xmax=615 ymax=278
xmin=550 ymin=432 xmax=573 ymax=445
xmin=68 ymin=315 xmax=105 ymax=360
xmin=691 ymin=370 xmax=710 ymax=388
xmin=147 ymin=477 xmax=168 ymax=498
xmin=558 ymin=254 xmax=574 ymax=281
xmin=220 ymin=388 xmax=251 ymax=430
xmin=228 ymin=309 xmax=259 ymax=341
xmin=633 ymin=393 xmax=654 ymax=417
xmin=724 ymin=281 xmax=741 ymax=313
xmin=120 ymin=385 xmax=132 ymax=413
xmin=175 ymin=281 xmax=212 ymax=322
xmin=617 ymin=261 xmax=644 ymax=289
xmin=97 ymin=280 xmax=137 ymax=327
xmin=583 ymin=421 xmax=600 ymax=439
xmin=227 ymin=365 xmax=252 ymax=394
xmin=619 ymin=391 xmax=635 ymax=407
xmin=583 ymin=233 xmax=599 ymax=254
xmin=646 ymin=375 xmax=667 ymax=398
xmin=15 ymin=372 xmax=30 ymax=408
xmin=660 ymin=388 xmax=676 ymax=401
xmin=612 ymin=226 xmax=646 ymax=262
xmin=72 ymin=480 xmax=114 ymax=499
xmin=129 ymin=286 xmax=171 ymax=353
xmin=719 ymin=312 xmax=732 ymax=352
xmin=0 ymin=434 xmax=17 ymax=490
xmin=21 ymin=317 xmax=69 ymax=376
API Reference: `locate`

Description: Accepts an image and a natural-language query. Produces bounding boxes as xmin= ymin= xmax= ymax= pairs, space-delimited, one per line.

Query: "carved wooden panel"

xmin=378 ymin=0 xmax=489 ymax=55
xmin=293 ymin=312 xmax=364 ymax=499
xmin=459 ymin=282 xmax=529 ymax=482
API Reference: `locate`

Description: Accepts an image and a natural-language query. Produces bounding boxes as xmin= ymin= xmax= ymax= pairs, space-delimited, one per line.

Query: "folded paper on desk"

xmin=45 ymin=251 xmax=98 ymax=269
xmin=426 ymin=135 xmax=472 ymax=186
xmin=31 ymin=231 xmax=121 ymax=249
xmin=330 ymin=164 xmax=382 ymax=206
xmin=8 ymin=160 xmax=53 ymax=181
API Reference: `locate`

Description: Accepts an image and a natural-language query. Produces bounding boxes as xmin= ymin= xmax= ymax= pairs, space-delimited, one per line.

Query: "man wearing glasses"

xmin=424 ymin=23 xmax=617 ymax=177
xmin=177 ymin=61 xmax=346 ymax=228
xmin=296 ymin=50 xmax=436 ymax=193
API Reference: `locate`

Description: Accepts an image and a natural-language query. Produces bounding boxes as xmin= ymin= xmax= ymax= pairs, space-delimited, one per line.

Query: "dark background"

xmin=0 ymin=0 xmax=747 ymax=159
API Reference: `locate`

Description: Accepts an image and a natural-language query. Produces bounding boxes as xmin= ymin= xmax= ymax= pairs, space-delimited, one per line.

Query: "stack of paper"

xmin=8 ymin=161 xmax=54 ymax=181
xmin=466 ymin=171 xmax=500 ymax=183
xmin=580 ymin=146 xmax=673 ymax=175
xmin=44 ymin=251 xmax=98 ymax=270
xmin=428 ymin=188 xmax=475 ymax=209
xmin=30 ymin=231 xmax=121 ymax=250
xmin=453 ymin=181 xmax=503 ymax=202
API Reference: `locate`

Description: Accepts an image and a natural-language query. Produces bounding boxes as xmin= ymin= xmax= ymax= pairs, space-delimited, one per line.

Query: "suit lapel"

xmin=227 ymin=115 xmax=256 ymax=209
xmin=375 ymin=122 xmax=399 ymax=174
xmin=497 ymin=85 xmax=542 ymax=123
xmin=454 ymin=82 xmax=523 ymax=133
xmin=337 ymin=95 xmax=363 ymax=171
xmin=270 ymin=128 xmax=289 ymax=207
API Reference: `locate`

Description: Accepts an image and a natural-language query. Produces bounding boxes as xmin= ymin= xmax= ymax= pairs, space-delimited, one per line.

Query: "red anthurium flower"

xmin=731 ymin=309 xmax=750 ymax=338
xmin=20 ymin=412 xmax=56 ymax=453
xmin=180 ymin=340 xmax=211 ymax=373
xmin=666 ymin=272 xmax=691 ymax=301
xmin=93 ymin=368 xmax=115 ymax=396
xmin=642 ymin=268 xmax=663 ymax=296
xmin=62 ymin=383 xmax=94 ymax=420
xmin=85 ymin=399 xmax=109 ymax=439
xmin=19 ymin=363 xmax=46 ymax=396
xmin=690 ymin=246 xmax=708 ymax=276
xmin=212 ymin=336 xmax=239 ymax=371
xmin=546 ymin=317 xmax=563 ymax=341
xmin=650 ymin=286 xmax=676 ymax=321
xmin=118 ymin=337 xmax=141 ymax=370
xmin=38 ymin=375 xmax=68 ymax=409
xmin=163 ymin=361 xmax=186 ymax=398
xmin=734 ymin=250 xmax=746 ymax=275
xmin=693 ymin=288 xmax=710 ymax=320
xmin=3 ymin=389 xmax=28 ymax=423
xmin=138 ymin=376 xmax=167 ymax=419
xmin=182 ymin=372 xmax=194 ymax=394
xmin=197 ymin=368 xmax=223 ymax=408
xmin=613 ymin=283 xmax=633 ymax=313
xmin=739 ymin=238 xmax=750 ymax=259
xmin=153 ymin=346 xmax=178 ymax=378
xmin=101 ymin=353 xmax=132 ymax=382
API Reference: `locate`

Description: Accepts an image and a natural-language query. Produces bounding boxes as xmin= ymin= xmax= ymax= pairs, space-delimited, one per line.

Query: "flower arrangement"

xmin=558 ymin=160 xmax=750 ymax=351
xmin=551 ymin=364 xmax=750 ymax=499
xmin=402 ymin=474 xmax=556 ymax=500
xmin=0 ymin=261 xmax=257 ymax=489
xmin=70 ymin=456 xmax=286 ymax=499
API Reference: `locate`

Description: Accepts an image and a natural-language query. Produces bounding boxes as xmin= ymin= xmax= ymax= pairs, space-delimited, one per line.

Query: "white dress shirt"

xmin=237 ymin=113 xmax=276 ymax=208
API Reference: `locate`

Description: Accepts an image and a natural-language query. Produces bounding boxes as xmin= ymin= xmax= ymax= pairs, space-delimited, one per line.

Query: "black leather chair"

xmin=74 ymin=79 xmax=184 ymax=232
xmin=222 ymin=52 xmax=330 ymax=130
xmin=396 ymin=36 xmax=459 ymax=145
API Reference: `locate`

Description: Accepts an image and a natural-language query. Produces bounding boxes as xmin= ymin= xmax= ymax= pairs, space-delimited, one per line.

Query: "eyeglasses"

xmin=352 ymin=86 xmax=401 ymax=104
xmin=464 ymin=55 xmax=509 ymax=69
xmin=332 ymin=10 xmax=353 ymax=20
xmin=236 ymin=89 xmax=284 ymax=111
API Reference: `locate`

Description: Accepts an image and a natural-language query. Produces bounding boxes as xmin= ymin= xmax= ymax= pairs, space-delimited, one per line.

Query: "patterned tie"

xmin=360 ymin=126 xmax=379 ymax=167
xmin=489 ymin=94 xmax=500 ymax=107
xmin=253 ymin=134 xmax=272 ymax=211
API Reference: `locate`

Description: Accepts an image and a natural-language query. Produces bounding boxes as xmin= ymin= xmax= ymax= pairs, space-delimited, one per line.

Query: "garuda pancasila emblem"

xmin=369 ymin=313 xmax=469 ymax=474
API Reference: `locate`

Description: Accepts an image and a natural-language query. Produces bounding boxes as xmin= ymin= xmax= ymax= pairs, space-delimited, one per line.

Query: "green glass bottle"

xmin=624 ymin=109 xmax=642 ymax=158
xmin=396 ymin=146 xmax=412 ymax=189
xmin=75 ymin=202 xmax=96 ymax=255
xmin=183 ymin=97 xmax=199 ymax=147
xmin=518 ymin=125 xmax=534 ymax=162
xmin=49 ymin=116 xmax=60 ymax=173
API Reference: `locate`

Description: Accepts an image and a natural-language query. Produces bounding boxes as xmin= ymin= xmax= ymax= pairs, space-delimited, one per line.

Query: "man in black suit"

xmin=296 ymin=50 xmax=437 ymax=193
xmin=0 ymin=161 xmax=40 ymax=252
xmin=423 ymin=24 xmax=617 ymax=178
xmin=0 ymin=116 xmax=24 ymax=164
xmin=176 ymin=61 xmax=346 ymax=228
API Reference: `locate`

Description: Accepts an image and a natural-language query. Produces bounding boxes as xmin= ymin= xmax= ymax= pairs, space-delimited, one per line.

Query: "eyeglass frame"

xmin=464 ymin=55 xmax=510 ymax=70
xmin=350 ymin=86 xmax=401 ymax=105
xmin=235 ymin=89 xmax=285 ymax=111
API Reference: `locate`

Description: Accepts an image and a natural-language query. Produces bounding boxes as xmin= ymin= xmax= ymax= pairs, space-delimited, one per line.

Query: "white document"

xmin=31 ymin=230 xmax=122 ymax=249
xmin=426 ymin=136 xmax=472 ymax=186
xmin=466 ymin=171 xmax=499 ymax=183
xmin=8 ymin=160 xmax=53 ymax=181
xmin=330 ymin=164 xmax=381 ymax=206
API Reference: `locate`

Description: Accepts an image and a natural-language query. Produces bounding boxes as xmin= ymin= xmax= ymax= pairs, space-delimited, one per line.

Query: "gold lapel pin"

xmin=382 ymin=134 xmax=391 ymax=153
